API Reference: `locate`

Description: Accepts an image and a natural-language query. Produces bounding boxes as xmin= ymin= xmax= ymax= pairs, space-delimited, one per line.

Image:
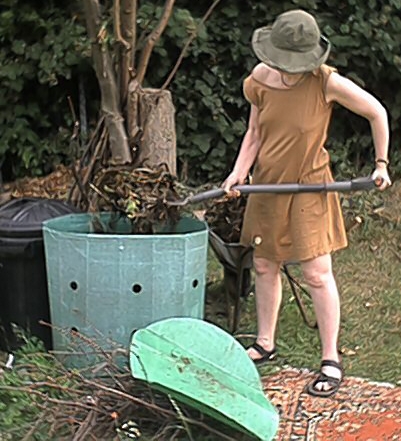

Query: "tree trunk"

xmin=83 ymin=0 xmax=132 ymax=165
xmin=128 ymin=82 xmax=176 ymax=175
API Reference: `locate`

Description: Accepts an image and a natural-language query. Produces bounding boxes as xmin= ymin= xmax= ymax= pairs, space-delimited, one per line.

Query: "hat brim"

xmin=252 ymin=26 xmax=331 ymax=74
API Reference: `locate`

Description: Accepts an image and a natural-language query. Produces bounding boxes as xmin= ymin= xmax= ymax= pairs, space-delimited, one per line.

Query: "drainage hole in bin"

xmin=70 ymin=327 xmax=79 ymax=334
xmin=132 ymin=284 xmax=142 ymax=295
xmin=70 ymin=281 xmax=79 ymax=291
xmin=192 ymin=279 xmax=199 ymax=288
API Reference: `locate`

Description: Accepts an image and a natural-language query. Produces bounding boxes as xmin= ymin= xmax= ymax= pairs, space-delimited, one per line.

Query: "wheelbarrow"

xmin=207 ymin=229 xmax=316 ymax=334
xmin=167 ymin=177 xmax=381 ymax=333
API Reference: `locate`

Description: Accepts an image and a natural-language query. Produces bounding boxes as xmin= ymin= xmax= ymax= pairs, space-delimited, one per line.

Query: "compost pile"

xmin=3 ymin=165 xmax=189 ymax=235
xmin=84 ymin=166 xmax=251 ymax=236
xmin=2 ymin=163 xmax=250 ymax=238
xmin=84 ymin=166 xmax=183 ymax=234
xmin=204 ymin=194 xmax=248 ymax=243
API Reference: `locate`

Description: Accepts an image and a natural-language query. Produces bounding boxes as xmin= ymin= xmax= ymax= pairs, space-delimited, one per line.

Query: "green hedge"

xmin=0 ymin=0 xmax=90 ymax=179
xmin=0 ymin=0 xmax=400 ymax=183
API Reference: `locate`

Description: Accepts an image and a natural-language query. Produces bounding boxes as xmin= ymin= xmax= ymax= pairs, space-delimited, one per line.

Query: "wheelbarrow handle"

xmin=167 ymin=176 xmax=381 ymax=206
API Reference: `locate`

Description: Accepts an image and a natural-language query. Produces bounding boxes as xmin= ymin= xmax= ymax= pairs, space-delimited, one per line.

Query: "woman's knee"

xmin=254 ymin=257 xmax=281 ymax=277
xmin=302 ymin=263 xmax=333 ymax=289
xmin=301 ymin=255 xmax=334 ymax=289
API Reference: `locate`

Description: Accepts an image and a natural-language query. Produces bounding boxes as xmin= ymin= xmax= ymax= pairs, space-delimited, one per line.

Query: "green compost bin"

xmin=42 ymin=213 xmax=208 ymax=366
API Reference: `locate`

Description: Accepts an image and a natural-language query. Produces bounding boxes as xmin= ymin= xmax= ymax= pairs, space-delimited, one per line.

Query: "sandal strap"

xmin=315 ymin=372 xmax=341 ymax=386
xmin=250 ymin=342 xmax=276 ymax=358
xmin=321 ymin=359 xmax=343 ymax=372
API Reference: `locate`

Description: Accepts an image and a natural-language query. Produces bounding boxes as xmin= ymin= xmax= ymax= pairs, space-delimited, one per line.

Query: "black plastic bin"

xmin=0 ymin=197 xmax=79 ymax=351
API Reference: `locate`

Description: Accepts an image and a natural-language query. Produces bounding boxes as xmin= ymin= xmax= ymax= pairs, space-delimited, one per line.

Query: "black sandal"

xmin=306 ymin=359 xmax=343 ymax=398
xmin=247 ymin=342 xmax=277 ymax=366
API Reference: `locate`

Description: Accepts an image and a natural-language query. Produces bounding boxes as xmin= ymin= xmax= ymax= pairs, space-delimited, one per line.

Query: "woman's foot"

xmin=247 ymin=339 xmax=277 ymax=365
xmin=306 ymin=359 xmax=343 ymax=398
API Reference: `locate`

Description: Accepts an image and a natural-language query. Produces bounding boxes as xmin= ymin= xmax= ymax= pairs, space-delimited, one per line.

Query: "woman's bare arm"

xmin=326 ymin=73 xmax=391 ymax=188
xmin=222 ymin=104 xmax=261 ymax=192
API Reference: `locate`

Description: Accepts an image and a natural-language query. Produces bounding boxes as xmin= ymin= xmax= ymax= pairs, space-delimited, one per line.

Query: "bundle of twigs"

xmin=0 ymin=329 xmax=252 ymax=441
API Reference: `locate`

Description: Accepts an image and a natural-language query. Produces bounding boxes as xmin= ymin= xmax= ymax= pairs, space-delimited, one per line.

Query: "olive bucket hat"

xmin=252 ymin=9 xmax=331 ymax=74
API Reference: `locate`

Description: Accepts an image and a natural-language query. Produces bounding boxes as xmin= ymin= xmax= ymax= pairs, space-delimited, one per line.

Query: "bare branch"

xmin=82 ymin=0 xmax=132 ymax=164
xmin=161 ymin=0 xmax=222 ymax=90
xmin=127 ymin=0 xmax=138 ymax=69
xmin=77 ymin=377 xmax=238 ymax=441
xmin=113 ymin=0 xmax=130 ymax=50
xmin=136 ymin=0 xmax=176 ymax=84
xmin=120 ymin=0 xmax=138 ymax=103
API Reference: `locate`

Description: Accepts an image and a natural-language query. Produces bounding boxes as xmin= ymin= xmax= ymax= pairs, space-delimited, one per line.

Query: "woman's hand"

xmin=222 ymin=170 xmax=247 ymax=195
xmin=371 ymin=163 xmax=391 ymax=191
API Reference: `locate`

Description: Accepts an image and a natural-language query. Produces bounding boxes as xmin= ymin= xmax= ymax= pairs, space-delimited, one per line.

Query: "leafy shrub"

xmin=0 ymin=0 xmax=91 ymax=178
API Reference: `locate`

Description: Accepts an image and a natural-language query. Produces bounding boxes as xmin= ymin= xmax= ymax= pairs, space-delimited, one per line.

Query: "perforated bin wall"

xmin=42 ymin=213 xmax=208 ymax=366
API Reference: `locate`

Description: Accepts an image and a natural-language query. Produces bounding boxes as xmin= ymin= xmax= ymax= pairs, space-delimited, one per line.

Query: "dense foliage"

xmin=0 ymin=0 xmax=400 ymax=183
xmin=0 ymin=0 xmax=91 ymax=179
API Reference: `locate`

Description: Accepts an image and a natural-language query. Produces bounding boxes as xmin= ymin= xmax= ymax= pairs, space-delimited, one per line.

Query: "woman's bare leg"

xmin=301 ymin=253 xmax=342 ymax=391
xmin=247 ymin=257 xmax=282 ymax=360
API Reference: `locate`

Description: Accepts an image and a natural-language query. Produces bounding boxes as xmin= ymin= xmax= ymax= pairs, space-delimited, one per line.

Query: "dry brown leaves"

xmin=204 ymin=195 xmax=248 ymax=243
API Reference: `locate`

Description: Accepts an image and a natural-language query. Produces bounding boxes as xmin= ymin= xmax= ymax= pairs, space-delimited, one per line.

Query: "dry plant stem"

xmin=74 ymin=125 xmax=108 ymax=207
xmin=78 ymin=376 xmax=176 ymax=415
xmin=136 ymin=0 xmax=175 ymax=84
xmin=161 ymin=0 xmax=222 ymax=90
xmin=169 ymin=396 xmax=195 ymax=441
xmin=77 ymin=377 xmax=237 ymax=440
xmin=89 ymin=182 xmax=115 ymax=204
xmin=68 ymin=117 xmax=106 ymax=205
xmin=0 ymin=385 xmax=106 ymax=414
xmin=70 ymin=163 xmax=89 ymax=207
xmin=67 ymin=95 xmax=80 ymax=140
xmin=15 ymin=380 xmax=87 ymax=396
xmin=84 ymin=125 xmax=108 ymax=182
xmin=80 ymin=116 xmax=106 ymax=169
xmin=72 ymin=410 xmax=97 ymax=441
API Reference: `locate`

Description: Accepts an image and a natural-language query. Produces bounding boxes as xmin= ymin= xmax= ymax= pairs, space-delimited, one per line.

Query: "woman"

xmin=223 ymin=9 xmax=391 ymax=398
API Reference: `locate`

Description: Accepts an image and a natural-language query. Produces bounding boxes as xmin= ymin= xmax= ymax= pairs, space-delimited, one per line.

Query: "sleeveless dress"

xmin=240 ymin=64 xmax=347 ymax=262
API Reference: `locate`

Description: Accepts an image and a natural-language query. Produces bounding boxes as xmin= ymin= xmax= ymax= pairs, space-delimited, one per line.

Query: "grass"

xmin=205 ymin=179 xmax=401 ymax=385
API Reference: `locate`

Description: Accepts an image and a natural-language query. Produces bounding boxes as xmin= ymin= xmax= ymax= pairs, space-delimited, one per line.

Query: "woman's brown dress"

xmin=240 ymin=64 xmax=347 ymax=262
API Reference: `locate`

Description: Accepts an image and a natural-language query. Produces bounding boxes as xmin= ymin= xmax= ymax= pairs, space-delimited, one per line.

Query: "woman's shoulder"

xmin=243 ymin=64 xmax=269 ymax=106
xmin=315 ymin=64 xmax=338 ymax=78
xmin=252 ymin=62 xmax=269 ymax=75
xmin=250 ymin=63 xmax=276 ymax=83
